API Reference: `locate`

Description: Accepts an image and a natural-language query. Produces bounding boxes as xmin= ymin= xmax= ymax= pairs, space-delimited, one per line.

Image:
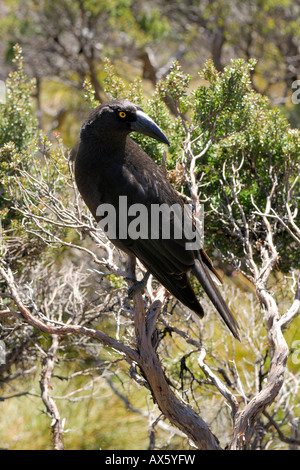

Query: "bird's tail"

xmin=192 ymin=258 xmax=240 ymax=340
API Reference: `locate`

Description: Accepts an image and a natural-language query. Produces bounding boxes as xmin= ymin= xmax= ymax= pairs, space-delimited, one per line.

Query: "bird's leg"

xmin=125 ymin=254 xmax=150 ymax=297
xmin=125 ymin=254 xmax=137 ymax=282
xmin=128 ymin=271 xmax=151 ymax=299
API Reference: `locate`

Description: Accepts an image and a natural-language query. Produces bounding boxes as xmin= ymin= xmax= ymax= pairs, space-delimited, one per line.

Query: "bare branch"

xmin=40 ymin=335 xmax=64 ymax=450
xmin=198 ymin=348 xmax=239 ymax=420
xmin=131 ymin=284 xmax=221 ymax=449
xmin=0 ymin=263 xmax=139 ymax=364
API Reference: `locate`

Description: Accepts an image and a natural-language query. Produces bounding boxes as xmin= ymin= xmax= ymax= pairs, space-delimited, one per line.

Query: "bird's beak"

xmin=130 ymin=110 xmax=170 ymax=146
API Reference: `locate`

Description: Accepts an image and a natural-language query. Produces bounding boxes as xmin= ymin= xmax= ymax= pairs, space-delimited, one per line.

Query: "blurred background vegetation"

xmin=0 ymin=0 xmax=299 ymax=450
xmin=1 ymin=0 xmax=300 ymax=144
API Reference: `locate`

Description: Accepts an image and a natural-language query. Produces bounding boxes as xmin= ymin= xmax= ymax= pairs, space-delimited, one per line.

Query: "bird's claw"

xmin=127 ymin=271 xmax=150 ymax=299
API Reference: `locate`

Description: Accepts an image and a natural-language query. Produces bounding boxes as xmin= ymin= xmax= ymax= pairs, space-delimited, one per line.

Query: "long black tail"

xmin=192 ymin=258 xmax=240 ymax=340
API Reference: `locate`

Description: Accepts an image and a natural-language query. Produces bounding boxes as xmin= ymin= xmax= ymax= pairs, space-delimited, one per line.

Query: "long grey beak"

xmin=130 ymin=110 xmax=169 ymax=145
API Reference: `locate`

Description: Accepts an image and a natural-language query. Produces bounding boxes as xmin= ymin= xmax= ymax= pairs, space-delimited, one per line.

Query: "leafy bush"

xmin=0 ymin=44 xmax=39 ymax=229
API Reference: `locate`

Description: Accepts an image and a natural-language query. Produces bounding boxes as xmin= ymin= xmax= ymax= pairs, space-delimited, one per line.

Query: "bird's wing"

xmin=96 ymin=143 xmax=204 ymax=314
xmin=97 ymin=138 xmax=239 ymax=337
xmin=109 ymin=150 xmax=197 ymax=272
xmin=127 ymin=237 xmax=204 ymax=318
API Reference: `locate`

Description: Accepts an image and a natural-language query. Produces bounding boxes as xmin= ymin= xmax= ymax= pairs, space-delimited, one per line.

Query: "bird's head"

xmin=80 ymin=99 xmax=169 ymax=145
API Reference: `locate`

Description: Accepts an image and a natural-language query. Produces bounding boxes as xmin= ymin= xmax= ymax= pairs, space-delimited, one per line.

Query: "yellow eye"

xmin=119 ymin=111 xmax=126 ymax=118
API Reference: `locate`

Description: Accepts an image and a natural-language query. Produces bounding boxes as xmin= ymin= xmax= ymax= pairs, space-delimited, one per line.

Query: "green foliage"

xmin=83 ymin=78 xmax=101 ymax=109
xmin=102 ymin=57 xmax=300 ymax=273
xmin=134 ymin=6 xmax=171 ymax=42
xmin=0 ymin=44 xmax=39 ymax=229
xmin=157 ymin=61 xmax=192 ymax=112
xmin=0 ymin=46 xmax=70 ymax=262
xmin=0 ymin=44 xmax=38 ymax=152
xmin=163 ymin=60 xmax=299 ymax=272
xmin=103 ymin=58 xmax=144 ymax=106
xmin=192 ymin=63 xmax=300 ymax=271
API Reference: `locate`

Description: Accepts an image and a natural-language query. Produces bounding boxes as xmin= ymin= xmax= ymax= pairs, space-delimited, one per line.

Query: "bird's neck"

xmin=79 ymin=133 xmax=128 ymax=166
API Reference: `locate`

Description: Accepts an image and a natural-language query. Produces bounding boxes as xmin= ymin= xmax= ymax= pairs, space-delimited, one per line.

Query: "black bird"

xmin=74 ymin=99 xmax=240 ymax=340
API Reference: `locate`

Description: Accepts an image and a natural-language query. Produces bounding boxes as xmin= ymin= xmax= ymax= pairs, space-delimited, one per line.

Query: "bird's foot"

xmin=128 ymin=271 xmax=150 ymax=298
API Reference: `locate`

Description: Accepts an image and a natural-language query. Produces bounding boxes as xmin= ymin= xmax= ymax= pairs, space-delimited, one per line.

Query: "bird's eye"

xmin=119 ymin=111 xmax=126 ymax=118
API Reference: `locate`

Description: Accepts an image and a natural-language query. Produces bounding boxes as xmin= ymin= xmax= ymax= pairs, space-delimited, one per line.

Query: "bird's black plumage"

xmin=74 ymin=99 xmax=240 ymax=339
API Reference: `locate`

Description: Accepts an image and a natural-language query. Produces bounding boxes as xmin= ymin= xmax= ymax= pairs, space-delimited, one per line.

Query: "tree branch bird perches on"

xmin=74 ymin=100 xmax=240 ymax=340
